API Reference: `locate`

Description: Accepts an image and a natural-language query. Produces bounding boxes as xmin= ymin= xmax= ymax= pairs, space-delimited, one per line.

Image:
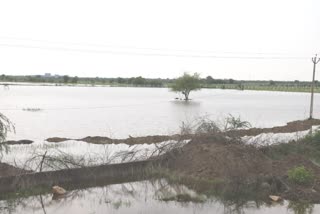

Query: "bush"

xmin=302 ymin=130 xmax=320 ymax=146
xmin=0 ymin=113 xmax=15 ymax=156
xmin=224 ymin=114 xmax=251 ymax=131
xmin=288 ymin=166 xmax=314 ymax=185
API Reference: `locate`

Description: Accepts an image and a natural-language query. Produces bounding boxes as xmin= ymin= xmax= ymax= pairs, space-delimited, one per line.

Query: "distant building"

xmin=44 ymin=73 xmax=51 ymax=77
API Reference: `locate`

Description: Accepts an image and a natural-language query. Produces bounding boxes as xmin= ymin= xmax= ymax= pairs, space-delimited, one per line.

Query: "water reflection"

xmin=1 ymin=179 xmax=319 ymax=214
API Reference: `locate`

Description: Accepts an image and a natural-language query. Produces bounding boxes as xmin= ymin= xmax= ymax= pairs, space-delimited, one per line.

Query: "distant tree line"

xmin=0 ymin=74 xmax=317 ymax=88
xmin=0 ymin=74 xmax=169 ymax=87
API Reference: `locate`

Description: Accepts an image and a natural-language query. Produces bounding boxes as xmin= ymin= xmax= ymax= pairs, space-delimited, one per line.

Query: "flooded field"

xmin=1 ymin=179 xmax=319 ymax=214
xmin=1 ymin=86 xmax=319 ymax=141
xmin=1 ymin=140 xmax=189 ymax=171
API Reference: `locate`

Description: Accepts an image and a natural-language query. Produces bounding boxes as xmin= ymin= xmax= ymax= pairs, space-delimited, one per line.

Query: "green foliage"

xmin=302 ymin=130 xmax=320 ymax=146
xmin=63 ymin=75 xmax=69 ymax=83
xmin=288 ymin=166 xmax=314 ymax=185
xmin=262 ymin=129 xmax=320 ymax=161
xmin=170 ymin=72 xmax=201 ymax=100
xmin=288 ymin=201 xmax=314 ymax=214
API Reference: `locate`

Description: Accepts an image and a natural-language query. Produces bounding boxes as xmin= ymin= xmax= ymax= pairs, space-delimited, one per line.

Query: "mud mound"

xmin=272 ymin=155 xmax=320 ymax=178
xmin=165 ymin=134 xmax=320 ymax=202
xmin=46 ymin=137 xmax=71 ymax=143
xmin=166 ymin=135 xmax=272 ymax=182
xmin=79 ymin=135 xmax=186 ymax=145
xmin=4 ymin=140 xmax=33 ymax=145
xmin=228 ymin=118 xmax=320 ymax=137
xmin=46 ymin=135 xmax=187 ymax=145
xmin=0 ymin=163 xmax=31 ymax=177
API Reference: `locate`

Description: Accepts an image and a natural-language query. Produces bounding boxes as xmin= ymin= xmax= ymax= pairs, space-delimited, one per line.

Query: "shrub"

xmin=224 ymin=114 xmax=251 ymax=131
xmin=302 ymin=130 xmax=320 ymax=146
xmin=288 ymin=166 xmax=314 ymax=185
xmin=0 ymin=113 xmax=15 ymax=157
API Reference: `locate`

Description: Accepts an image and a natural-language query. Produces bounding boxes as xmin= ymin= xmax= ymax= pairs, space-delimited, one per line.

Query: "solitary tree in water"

xmin=170 ymin=72 xmax=201 ymax=101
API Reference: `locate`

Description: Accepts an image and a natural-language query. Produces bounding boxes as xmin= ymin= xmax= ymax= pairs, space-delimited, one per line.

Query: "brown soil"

xmin=46 ymin=137 xmax=71 ymax=143
xmin=45 ymin=119 xmax=320 ymax=145
xmin=0 ymin=163 xmax=32 ymax=177
xmin=166 ymin=135 xmax=272 ymax=182
xmin=164 ymin=134 xmax=320 ymax=202
xmin=227 ymin=118 xmax=320 ymax=137
xmin=46 ymin=135 xmax=189 ymax=145
xmin=3 ymin=140 xmax=34 ymax=145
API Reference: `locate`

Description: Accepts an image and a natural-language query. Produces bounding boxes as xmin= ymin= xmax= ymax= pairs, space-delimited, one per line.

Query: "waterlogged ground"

xmin=1 ymin=124 xmax=317 ymax=172
xmin=1 ymin=124 xmax=319 ymax=172
xmin=1 ymin=140 xmax=188 ymax=171
xmin=1 ymin=86 xmax=319 ymax=141
xmin=1 ymin=179 xmax=319 ymax=214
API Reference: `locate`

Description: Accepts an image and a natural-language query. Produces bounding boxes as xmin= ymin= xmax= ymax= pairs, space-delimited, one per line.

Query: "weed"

xmin=288 ymin=166 xmax=314 ymax=185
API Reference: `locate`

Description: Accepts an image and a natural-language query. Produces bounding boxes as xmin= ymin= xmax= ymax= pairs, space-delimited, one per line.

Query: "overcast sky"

xmin=0 ymin=0 xmax=319 ymax=80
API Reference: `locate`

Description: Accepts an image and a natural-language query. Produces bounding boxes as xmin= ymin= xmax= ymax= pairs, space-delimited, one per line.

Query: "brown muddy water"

xmin=1 ymin=179 xmax=319 ymax=214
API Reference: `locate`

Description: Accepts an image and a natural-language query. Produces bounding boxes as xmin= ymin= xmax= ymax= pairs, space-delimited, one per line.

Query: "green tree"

xmin=63 ymin=75 xmax=70 ymax=83
xmin=206 ymin=76 xmax=214 ymax=84
xmin=71 ymin=76 xmax=79 ymax=84
xmin=132 ymin=76 xmax=146 ymax=85
xmin=170 ymin=72 xmax=201 ymax=101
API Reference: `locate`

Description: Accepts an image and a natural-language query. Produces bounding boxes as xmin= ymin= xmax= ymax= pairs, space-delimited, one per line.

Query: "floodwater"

xmin=1 ymin=140 xmax=189 ymax=171
xmin=1 ymin=179 xmax=319 ymax=214
xmin=1 ymin=85 xmax=319 ymax=141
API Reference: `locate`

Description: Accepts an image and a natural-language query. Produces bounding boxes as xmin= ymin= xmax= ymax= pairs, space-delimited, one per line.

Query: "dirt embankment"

xmin=46 ymin=134 xmax=189 ymax=145
xmin=227 ymin=118 xmax=320 ymax=137
xmin=165 ymin=135 xmax=272 ymax=182
xmin=44 ymin=119 xmax=320 ymax=145
xmin=3 ymin=140 xmax=33 ymax=145
xmin=4 ymin=119 xmax=320 ymax=202
xmin=164 ymin=134 xmax=320 ymax=202
xmin=0 ymin=163 xmax=32 ymax=177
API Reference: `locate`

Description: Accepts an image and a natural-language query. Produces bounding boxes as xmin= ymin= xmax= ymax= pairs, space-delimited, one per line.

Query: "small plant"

xmin=288 ymin=166 xmax=314 ymax=185
xmin=195 ymin=118 xmax=221 ymax=135
xmin=224 ymin=114 xmax=251 ymax=131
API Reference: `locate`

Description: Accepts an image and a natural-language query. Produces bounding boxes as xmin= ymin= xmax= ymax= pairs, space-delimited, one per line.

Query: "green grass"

xmin=262 ymin=130 xmax=320 ymax=162
xmin=288 ymin=166 xmax=314 ymax=185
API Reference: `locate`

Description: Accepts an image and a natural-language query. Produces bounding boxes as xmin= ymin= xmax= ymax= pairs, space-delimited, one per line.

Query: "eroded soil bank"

xmin=0 ymin=163 xmax=31 ymax=177
xmin=162 ymin=132 xmax=320 ymax=203
xmin=4 ymin=119 xmax=320 ymax=145
xmin=2 ymin=119 xmax=320 ymax=203
xmin=44 ymin=118 xmax=320 ymax=144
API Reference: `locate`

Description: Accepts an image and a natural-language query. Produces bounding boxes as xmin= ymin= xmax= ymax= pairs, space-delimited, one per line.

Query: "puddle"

xmin=1 ymin=179 xmax=319 ymax=214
